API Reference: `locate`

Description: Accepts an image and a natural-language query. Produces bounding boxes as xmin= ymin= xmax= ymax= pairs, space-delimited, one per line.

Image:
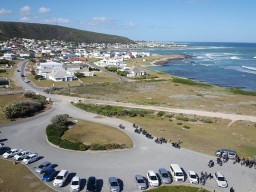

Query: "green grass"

xmin=79 ymin=71 xmax=118 ymax=84
xmin=0 ymin=159 xmax=54 ymax=192
xmin=147 ymin=186 xmax=209 ymax=192
xmin=172 ymin=77 xmax=211 ymax=87
xmin=228 ymin=88 xmax=256 ymax=96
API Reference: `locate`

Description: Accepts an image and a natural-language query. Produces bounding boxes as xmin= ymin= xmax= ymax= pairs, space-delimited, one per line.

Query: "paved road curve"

xmin=1 ymin=60 xmax=255 ymax=192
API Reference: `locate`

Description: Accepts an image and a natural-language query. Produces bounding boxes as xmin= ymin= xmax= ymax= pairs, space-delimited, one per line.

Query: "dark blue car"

xmin=42 ymin=168 xmax=56 ymax=182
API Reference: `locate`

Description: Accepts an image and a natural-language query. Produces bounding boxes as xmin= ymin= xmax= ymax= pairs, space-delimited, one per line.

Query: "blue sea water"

xmin=147 ymin=42 xmax=256 ymax=91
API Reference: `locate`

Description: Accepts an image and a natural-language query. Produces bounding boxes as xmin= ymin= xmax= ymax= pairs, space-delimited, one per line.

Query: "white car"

xmin=53 ymin=169 xmax=69 ymax=187
xmin=214 ymin=172 xmax=228 ymax=188
xmin=188 ymin=171 xmax=199 ymax=184
xmin=13 ymin=150 xmax=30 ymax=161
xmin=146 ymin=170 xmax=159 ymax=187
xmin=70 ymin=176 xmax=80 ymax=192
xmin=2 ymin=148 xmax=22 ymax=158
xmin=22 ymin=153 xmax=38 ymax=164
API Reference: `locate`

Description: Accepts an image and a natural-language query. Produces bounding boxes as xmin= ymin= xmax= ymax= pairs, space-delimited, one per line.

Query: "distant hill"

xmin=0 ymin=21 xmax=134 ymax=44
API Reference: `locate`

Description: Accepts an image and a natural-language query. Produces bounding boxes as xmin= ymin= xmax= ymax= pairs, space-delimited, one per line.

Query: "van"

xmin=170 ymin=164 xmax=184 ymax=182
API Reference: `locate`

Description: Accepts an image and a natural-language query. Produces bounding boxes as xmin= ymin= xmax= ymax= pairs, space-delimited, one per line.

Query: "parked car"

xmin=187 ymin=171 xmax=199 ymax=184
xmin=34 ymin=161 xmax=52 ymax=174
xmin=146 ymin=170 xmax=159 ymax=187
xmin=13 ymin=150 xmax=30 ymax=161
xmin=86 ymin=176 xmax=97 ymax=192
xmin=158 ymin=168 xmax=171 ymax=184
xmin=0 ymin=143 xmax=4 ymax=148
xmin=70 ymin=176 xmax=80 ymax=192
xmin=215 ymin=149 xmax=237 ymax=159
xmin=42 ymin=168 xmax=56 ymax=182
xmin=108 ymin=177 xmax=120 ymax=192
xmin=214 ymin=172 xmax=228 ymax=188
xmin=53 ymin=169 xmax=69 ymax=187
xmin=2 ymin=148 xmax=22 ymax=158
xmin=169 ymin=164 xmax=184 ymax=182
xmin=134 ymin=175 xmax=147 ymax=190
xmin=22 ymin=153 xmax=38 ymax=164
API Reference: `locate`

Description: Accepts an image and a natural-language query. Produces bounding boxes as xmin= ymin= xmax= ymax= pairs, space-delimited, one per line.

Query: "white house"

xmin=48 ymin=69 xmax=76 ymax=82
xmin=37 ymin=61 xmax=62 ymax=69
xmin=126 ymin=66 xmax=146 ymax=77
xmin=3 ymin=53 xmax=16 ymax=60
xmin=96 ymin=58 xmax=126 ymax=67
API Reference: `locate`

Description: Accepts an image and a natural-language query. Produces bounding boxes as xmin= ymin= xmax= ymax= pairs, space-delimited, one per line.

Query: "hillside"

xmin=0 ymin=21 xmax=134 ymax=44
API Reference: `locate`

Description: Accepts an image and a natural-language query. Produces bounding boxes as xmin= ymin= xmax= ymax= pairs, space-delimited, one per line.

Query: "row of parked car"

xmin=2 ymin=148 xmax=39 ymax=165
xmin=134 ymin=163 xmax=228 ymax=190
xmin=2 ymin=145 xmax=228 ymax=191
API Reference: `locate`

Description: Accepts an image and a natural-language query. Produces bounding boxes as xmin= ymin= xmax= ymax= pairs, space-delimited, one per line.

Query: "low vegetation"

xmin=46 ymin=114 xmax=131 ymax=151
xmin=172 ymin=77 xmax=211 ymax=87
xmin=73 ymin=103 xmax=256 ymax=157
xmin=3 ymin=92 xmax=49 ymax=119
xmin=228 ymin=88 xmax=256 ymax=96
xmin=0 ymin=159 xmax=54 ymax=192
xmin=147 ymin=186 xmax=209 ymax=192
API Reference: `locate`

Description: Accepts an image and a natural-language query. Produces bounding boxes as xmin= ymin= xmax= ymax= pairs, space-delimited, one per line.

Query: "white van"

xmin=170 ymin=164 xmax=184 ymax=182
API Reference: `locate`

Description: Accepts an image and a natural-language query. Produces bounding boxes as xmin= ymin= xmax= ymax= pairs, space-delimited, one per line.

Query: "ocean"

xmin=147 ymin=42 xmax=256 ymax=91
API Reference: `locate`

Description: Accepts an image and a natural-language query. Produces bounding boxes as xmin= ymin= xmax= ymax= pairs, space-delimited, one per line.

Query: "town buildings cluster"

xmin=0 ymin=38 xmax=157 ymax=82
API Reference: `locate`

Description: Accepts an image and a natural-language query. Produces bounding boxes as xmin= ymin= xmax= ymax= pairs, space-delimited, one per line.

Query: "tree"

xmin=51 ymin=114 xmax=69 ymax=127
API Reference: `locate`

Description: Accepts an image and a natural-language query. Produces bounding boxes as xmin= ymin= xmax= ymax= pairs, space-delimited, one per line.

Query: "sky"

xmin=0 ymin=0 xmax=256 ymax=42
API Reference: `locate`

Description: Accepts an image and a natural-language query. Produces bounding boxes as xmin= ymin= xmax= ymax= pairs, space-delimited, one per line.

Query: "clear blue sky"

xmin=1 ymin=0 xmax=256 ymax=42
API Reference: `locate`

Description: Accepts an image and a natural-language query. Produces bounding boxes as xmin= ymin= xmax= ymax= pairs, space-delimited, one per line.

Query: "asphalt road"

xmin=1 ymin=60 xmax=255 ymax=192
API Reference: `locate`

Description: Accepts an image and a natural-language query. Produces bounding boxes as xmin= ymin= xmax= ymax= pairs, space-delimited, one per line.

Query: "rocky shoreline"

xmin=151 ymin=54 xmax=191 ymax=65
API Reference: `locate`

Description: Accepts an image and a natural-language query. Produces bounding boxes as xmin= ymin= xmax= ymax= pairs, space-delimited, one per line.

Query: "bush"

xmin=4 ymin=100 xmax=44 ymax=119
xmin=46 ymin=124 xmax=67 ymax=138
xmin=183 ymin=125 xmax=190 ymax=129
xmin=157 ymin=111 xmax=165 ymax=117
xmin=48 ymin=136 xmax=62 ymax=145
xmin=176 ymin=115 xmax=189 ymax=122
xmin=51 ymin=114 xmax=69 ymax=127
xmin=59 ymin=140 xmax=81 ymax=150
xmin=75 ymin=72 xmax=84 ymax=78
xmin=35 ymin=75 xmax=44 ymax=80
xmin=0 ymin=69 xmax=6 ymax=73
xmin=201 ymin=118 xmax=213 ymax=124
xmin=177 ymin=122 xmax=182 ymax=125
xmin=172 ymin=77 xmax=211 ymax=87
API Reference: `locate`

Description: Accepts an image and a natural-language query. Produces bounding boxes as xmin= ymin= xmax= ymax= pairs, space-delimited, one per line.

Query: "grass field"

xmin=69 ymin=80 xmax=256 ymax=116
xmin=0 ymin=159 xmax=54 ymax=192
xmin=62 ymin=119 xmax=133 ymax=147
xmin=79 ymin=71 xmax=119 ymax=84
xmin=122 ymin=115 xmax=256 ymax=157
xmin=147 ymin=185 xmax=209 ymax=192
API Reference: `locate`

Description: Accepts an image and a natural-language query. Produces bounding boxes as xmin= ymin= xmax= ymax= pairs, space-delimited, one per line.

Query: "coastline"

xmin=150 ymin=54 xmax=190 ymax=66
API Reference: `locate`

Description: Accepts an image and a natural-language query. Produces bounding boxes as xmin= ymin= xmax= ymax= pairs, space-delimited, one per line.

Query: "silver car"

xmin=34 ymin=161 xmax=52 ymax=174
xmin=134 ymin=175 xmax=147 ymax=190
xmin=159 ymin=168 xmax=171 ymax=184
xmin=108 ymin=177 xmax=120 ymax=192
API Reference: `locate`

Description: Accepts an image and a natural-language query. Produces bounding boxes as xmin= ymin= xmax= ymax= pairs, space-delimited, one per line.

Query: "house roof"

xmin=50 ymin=69 xmax=74 ymax=78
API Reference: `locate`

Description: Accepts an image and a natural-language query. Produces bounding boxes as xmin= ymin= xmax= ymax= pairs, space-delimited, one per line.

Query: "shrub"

xmin=46 ymin=124 xmax=67 ymax=138
xmin=177 ymin=122 xmax=182 ymax=125
xmin=183 ymin=125 xmax=190 ymax=129
xmin=157 ymin=111 xmax=165 ymax=117
xmin=35 ymin=75 xmax=44 ymax=80
xmin=176 ymin=115 xmax=189 ymax=122
xmin=75 ymin=72 xmax=84 ymax=78
xmin=48 ymin=136 xmax=62 ymax=145
xmin=0 ymin=69 xmax=6 ymax=73
xmin=59 ymin=140 xmax=81 ymax=150
xmin=201 ymin=118 xmax=213 ymax=124
xmin=4 ymin=100 xmax=44 ymax=119
xmin=51 ymin=114 xmax=69 ymax=127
